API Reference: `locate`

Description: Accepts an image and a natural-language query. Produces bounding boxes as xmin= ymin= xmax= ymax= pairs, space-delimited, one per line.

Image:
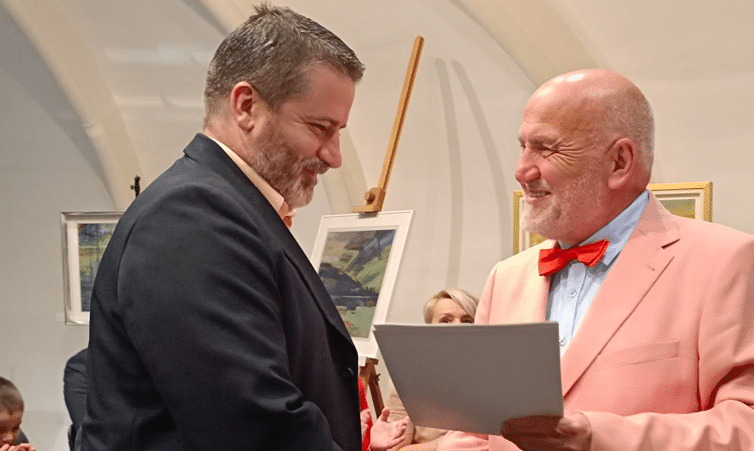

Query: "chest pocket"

xmin=593 ymin=339 xmax=679 ymax=371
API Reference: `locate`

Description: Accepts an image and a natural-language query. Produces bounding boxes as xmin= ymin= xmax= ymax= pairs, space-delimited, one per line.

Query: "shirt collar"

xmin=561 ymin=189 xmax=649 ymax=266
xmin=208 ymin=136 xmax=296 ymax=223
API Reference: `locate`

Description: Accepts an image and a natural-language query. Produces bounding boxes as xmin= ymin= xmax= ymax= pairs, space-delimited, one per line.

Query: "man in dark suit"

xmin=64 ymin=348 xmax=88 ymax=450
xmin=81 ymin=5 xmax=365 ymax=450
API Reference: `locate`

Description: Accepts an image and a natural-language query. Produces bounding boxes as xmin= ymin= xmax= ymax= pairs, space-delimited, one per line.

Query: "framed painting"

xmin=310 ymin=210 xmax=413 ymax=359
xmin=61 ymin=211 xmax=123 ymax=325
xmin=513 ymin=182 xmax=712 ymax=254
xmin=648 ymin=181 xmax=712 ymax=222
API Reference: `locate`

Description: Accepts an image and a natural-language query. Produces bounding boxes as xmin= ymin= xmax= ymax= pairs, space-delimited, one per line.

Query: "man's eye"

xmin=311 ymin=124 xmax=330 ymax=135
xmin=538 ymin=147 xmax=557 ymax=157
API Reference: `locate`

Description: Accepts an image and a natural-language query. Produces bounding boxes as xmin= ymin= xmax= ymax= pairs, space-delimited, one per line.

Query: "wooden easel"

xmin=356 ymin=36 xmax=424 ymax=414
xmin=359 ymin=357 xmax=384 ymax=414
xmin=353 ymin=36 xmax=424 ymax=214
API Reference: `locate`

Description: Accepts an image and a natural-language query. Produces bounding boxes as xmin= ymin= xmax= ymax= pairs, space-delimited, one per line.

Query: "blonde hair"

xmin=422 ymin=289 xmax=479 ymax=324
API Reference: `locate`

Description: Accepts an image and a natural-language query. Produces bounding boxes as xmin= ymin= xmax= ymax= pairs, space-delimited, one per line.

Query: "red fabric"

xmin=359 ymin=377 xmax=372 ymax=451
xmin=538 ymin=239 xmax=609 ymax=276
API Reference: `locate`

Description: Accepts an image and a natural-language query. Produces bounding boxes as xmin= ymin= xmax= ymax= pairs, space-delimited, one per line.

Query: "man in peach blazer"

xmin=438 ymin=69 xmax=754 ymax=450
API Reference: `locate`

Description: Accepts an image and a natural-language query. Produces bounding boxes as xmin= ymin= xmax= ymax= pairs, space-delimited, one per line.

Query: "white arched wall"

xmin=3 ymin=1 xmax=754 ymax=449
xmin=0 ymin=1 xmax=139 ymax=447
xmin=1 ymin=0 xmax=141 ymax=209
xmin=0 ymin=56 xmax=114 ymax=451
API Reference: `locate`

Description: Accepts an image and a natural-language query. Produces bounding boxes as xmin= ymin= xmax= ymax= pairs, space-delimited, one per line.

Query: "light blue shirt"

xmin=547 ymin=190 xmax=649 ymax=355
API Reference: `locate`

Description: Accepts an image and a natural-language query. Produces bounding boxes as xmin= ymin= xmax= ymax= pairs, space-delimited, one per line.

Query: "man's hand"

xmin=370 ymin=408 xmax=410 ymax=451
xmin=501 ymin=411 xmax=592 ymax=451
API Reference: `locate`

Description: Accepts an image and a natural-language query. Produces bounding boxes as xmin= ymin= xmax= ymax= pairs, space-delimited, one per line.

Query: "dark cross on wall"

xmin=130 ymin=175 xmax=141 ymax=198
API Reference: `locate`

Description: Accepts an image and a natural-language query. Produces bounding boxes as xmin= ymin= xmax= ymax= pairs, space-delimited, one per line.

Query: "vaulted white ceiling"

xmin=2 ymin=0 xmax=753 ymax=209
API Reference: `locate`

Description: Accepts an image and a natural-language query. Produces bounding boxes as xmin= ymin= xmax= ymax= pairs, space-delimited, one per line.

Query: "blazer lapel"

xmin=561 ymin=194 xmax=679 ymax=396
xmin=184 ymin=134 xmax=354 ymax=345
xmin=281 ymin=235 xmax=355 ymax=345
xmin=520 ymin=243 xmax=553 ymax=323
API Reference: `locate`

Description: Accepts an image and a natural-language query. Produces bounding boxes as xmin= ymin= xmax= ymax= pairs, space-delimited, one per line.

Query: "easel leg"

xmin=359 ymin=357 xmax=384 ymax=415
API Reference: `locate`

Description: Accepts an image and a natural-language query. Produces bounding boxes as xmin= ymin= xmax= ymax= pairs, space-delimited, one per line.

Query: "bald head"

xmin=530 ymin=69 xmax=654 ymax=183
xmin=516 ymin=69 xmax=655 ymax=244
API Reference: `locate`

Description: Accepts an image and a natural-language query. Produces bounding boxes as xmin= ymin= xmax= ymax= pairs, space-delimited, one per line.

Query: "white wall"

xmin=646 ymin=74 xmax=754 ymax=233
xmin=2 ymin=1 xmax=754 ymax=449
xmin=0 ymin=64 xmax=111 ymax=448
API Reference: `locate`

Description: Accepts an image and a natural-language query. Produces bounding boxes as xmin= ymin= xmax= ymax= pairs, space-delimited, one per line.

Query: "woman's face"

xmin=429 ymin=298 xmax=474 ymax=324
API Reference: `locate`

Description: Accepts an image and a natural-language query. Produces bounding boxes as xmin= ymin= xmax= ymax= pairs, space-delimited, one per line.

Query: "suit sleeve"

xmin=118 ymin=184 xmax=346 ymax=450
xmin=64 ymin=349 xmax=89 ymax=429
xmin=584 ymin=235 xmax=754 ymax=450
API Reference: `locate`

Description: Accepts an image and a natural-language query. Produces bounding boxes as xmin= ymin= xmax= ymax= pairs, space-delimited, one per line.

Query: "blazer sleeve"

xmin=583 ymin=235 xmax=754 ymax=450
xmin=118 ymin=183 xmax=346 ymax=450
xmin=64 ymin=349 xmax=89 ymax=429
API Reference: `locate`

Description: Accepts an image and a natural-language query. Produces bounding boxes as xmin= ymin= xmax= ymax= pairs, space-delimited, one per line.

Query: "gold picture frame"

xmin=513 ymin=182 xmax=712 ymax=254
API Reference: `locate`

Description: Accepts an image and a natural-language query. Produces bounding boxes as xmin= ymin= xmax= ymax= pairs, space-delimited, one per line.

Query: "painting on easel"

xmin=311 ymin=211 xmax=413 ymax=359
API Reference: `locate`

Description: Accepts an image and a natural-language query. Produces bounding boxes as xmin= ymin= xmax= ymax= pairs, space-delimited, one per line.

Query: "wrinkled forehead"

xmin=521 ymin=82 xmax=604 ymax=138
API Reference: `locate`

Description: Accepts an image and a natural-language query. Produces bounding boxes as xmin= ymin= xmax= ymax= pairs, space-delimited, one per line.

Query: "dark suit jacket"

xmin=64 ymin=348 xmax=88 ymax=429
xmin=81 ymin=134 xmax=361 ymax=451
xmin=65 ymin=348 xmax=88 ymax=451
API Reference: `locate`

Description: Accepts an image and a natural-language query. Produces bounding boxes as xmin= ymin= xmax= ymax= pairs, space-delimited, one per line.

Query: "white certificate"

xmin=373 ymin=322 xmax=563 ymax=435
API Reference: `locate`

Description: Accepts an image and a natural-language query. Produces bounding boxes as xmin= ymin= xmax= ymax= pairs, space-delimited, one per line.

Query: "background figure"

xmin=63 ymin=349 xmax=87 ymax=451
xmin=438 ymin=69 xmax=754 ymax=451
xmin=386 ymin=289 xmax=479 ymax=451
xmin=0 ymin=377 xmax=34 ymax=451
xmin=81 ymin=4 xmax=366 ymax=450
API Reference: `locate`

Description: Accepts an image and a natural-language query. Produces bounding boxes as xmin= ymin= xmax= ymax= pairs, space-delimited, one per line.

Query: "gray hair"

xmin=600 ymin=84 xmax=655 ymax=174
xmin=204 ymin=3 xmax=364 ymax=118
xmin=0 ymin=377 xmax=23 ymax=413
xmin=423 ymin=289 xmax=479 ymax=324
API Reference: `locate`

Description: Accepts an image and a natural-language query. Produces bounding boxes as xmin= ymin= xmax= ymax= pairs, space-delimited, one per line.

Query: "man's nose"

xmin=515 ymin=148 xmax=540 ymax=185
xmin=319 ymin=133 xmax=342 ymax=169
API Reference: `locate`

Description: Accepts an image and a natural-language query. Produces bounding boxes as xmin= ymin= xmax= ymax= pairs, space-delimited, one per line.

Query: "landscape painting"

xmin=310 ymin=211 xmax=413 ymax=359
xmin=318 ymin=229 xmax=396 ymax=338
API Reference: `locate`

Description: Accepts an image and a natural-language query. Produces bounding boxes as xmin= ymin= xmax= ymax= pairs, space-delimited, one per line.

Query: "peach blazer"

xmin=439 ymin=194 xmax=754 ymax=450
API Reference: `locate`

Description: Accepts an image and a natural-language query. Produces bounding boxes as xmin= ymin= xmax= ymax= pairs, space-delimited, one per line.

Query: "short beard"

xmin=248 ymin=122 xmax=328 ymax=209
xmin=522 ymin=198 xmax=563 ymax=240
xmin=522 ymin=160 xmax=605 ymax=243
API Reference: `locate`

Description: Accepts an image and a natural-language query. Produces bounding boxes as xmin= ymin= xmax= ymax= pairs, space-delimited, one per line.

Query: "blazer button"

xmin=341 ymin=366 xmax=355 ymax=379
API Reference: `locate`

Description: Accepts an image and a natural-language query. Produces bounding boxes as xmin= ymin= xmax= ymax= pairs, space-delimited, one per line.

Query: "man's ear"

xmin=606 ymin=137 xmax=636 ymax=190
xmin=229 ymin=81 xmax=258 ymax=132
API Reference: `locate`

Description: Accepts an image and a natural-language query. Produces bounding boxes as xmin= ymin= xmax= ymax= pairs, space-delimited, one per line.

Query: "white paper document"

xmin=373 ymin=322 xmax=563 ymax=436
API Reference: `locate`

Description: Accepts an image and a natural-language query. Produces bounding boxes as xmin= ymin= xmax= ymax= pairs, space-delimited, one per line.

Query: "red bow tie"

xmin=538 ymin=240 xmax=609 ymax=277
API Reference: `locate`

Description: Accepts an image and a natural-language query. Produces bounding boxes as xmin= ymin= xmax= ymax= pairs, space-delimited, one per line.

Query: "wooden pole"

xmin=353 ymin=36 xmax=424 ymax=213
xmin=359 ymin=357 xmax=385 ymax=414
xmin=354 ymin=36 xmax=425 ymax=415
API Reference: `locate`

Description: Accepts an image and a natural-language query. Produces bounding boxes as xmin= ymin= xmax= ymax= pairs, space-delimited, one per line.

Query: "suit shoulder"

xmin=490 ymin=240 xmax=552 ymax=275
xmin=676 ymin=216 xmax=754 ymax=248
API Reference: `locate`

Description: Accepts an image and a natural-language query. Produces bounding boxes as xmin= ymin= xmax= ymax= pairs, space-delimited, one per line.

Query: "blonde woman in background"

xmin=384 ymin=289 xmax=479 ymax=451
